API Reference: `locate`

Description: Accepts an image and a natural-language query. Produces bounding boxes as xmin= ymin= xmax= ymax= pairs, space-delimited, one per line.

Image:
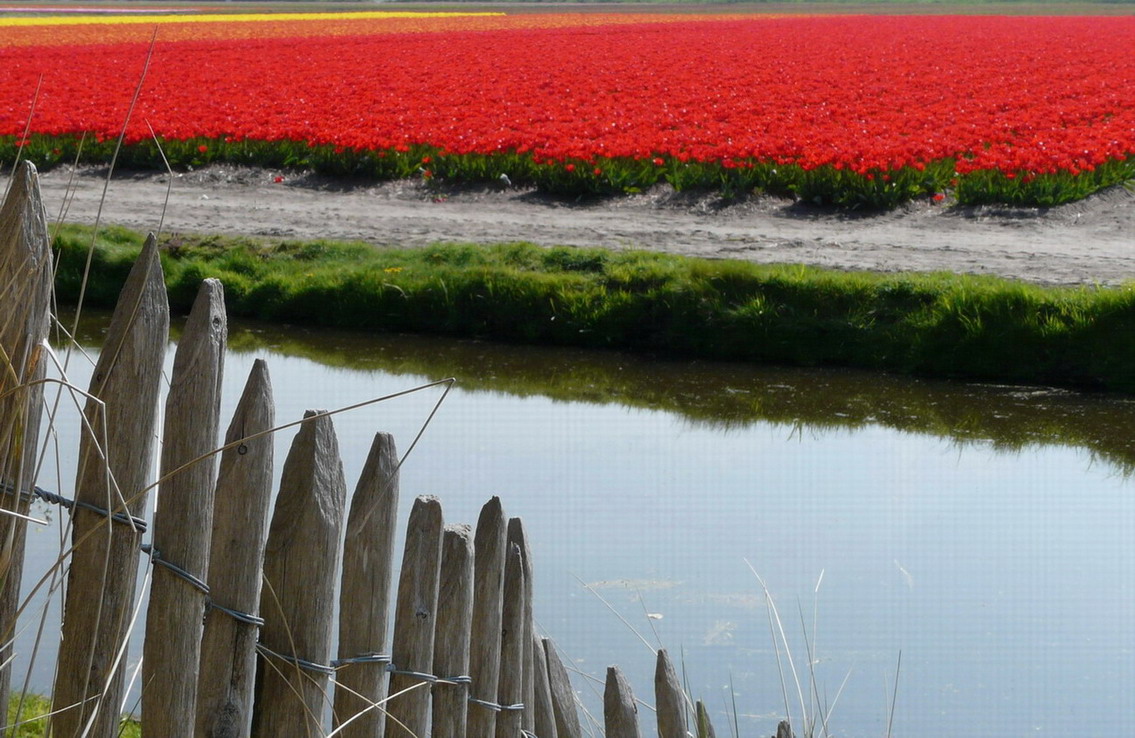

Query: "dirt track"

xmin=31 ymin=165 xmax=1135 ymax=286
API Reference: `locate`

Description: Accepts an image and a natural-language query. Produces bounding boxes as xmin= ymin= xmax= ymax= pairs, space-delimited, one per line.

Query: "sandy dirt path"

xmin=30 ymin=165 xmax=1135 ymax=286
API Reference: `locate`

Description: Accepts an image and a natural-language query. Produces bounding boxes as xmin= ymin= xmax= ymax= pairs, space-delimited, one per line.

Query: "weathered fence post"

xmin=544 ymin=638 xmax=583 ymax=738
xmin=604 ymin=665 xmax=642 ymax=738
xmin=494 ymin=541 xmax=526 ymax=738
xmin=51 ymin=235 xmax=169 ymax=737
xmin=385 ymin=495 xmax=444 ymax=738
xmin=467 ymin=496 xmax=507 ymax=736
xmin=334 ymin=432 xmax=400 ymax=737
xmin=196 ymin=359 xmax=274 ymax=738
xmin=0 ymin=161 xmax=52 ymax=731
xmin=431 ymin=523 xmax=473 ymax=738
xmin=695 ymin=699 xmax=717 ymax=738
xmin=252 ymin=410 xmax=347 ymax=737
xmin=507 ymin=516 xmax=537 ymax=732
xmin=143 ymin=278 xmax=226 ymax=736
xmin=776 ymin=718 xmax=794 ymax=738
xmin=655 ymin=648 xmax=687 ymax=738
xmin=532 ymin=632 xmax=559 ymax=738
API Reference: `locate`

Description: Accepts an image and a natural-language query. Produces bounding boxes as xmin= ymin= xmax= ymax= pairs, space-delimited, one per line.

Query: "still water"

xmin=16 ymin=313 xmax=1135 ymax=737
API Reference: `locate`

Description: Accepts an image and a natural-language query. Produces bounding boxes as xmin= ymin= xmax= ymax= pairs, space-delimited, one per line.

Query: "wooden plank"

xmin=251 ymin=411 xmax=347 ymax=737
xmin=196 ymin=359 xmax=274 ymax=738
xmin=333 ymin=431 xmax=400 ymax=738
xmin=51 ymin=234 xmax=169 ymax=737
xmin=430 ymin=523 xmax=473 ymax=738
xmin=544 ymin=638 xmax=583 ymax=738
xmin=655 ymin=648 xmax=687 ymax=738
xmin=507 ymin=516 xmax=536 ymax=733
xmin=531 ymin=632 xmax=559 ymax=738
xmin=0 ymin=161 xmax=52 ymax=732
xmin=466 ymin=496 xmax=507 ymax=737
xmin=604 ymin=665 xmax=642 ymax=738
xmin=385 ymin=495 xmax=444 ymax=738
xmin=143 ymin=278 xmax=226 ymax=737
xmin=494 ymin=540 xmax=525 ymax=738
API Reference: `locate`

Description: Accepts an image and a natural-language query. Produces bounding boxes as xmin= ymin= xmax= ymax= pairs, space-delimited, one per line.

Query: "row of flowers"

xmin=1 ymin=14 xmax=1133 ymax=207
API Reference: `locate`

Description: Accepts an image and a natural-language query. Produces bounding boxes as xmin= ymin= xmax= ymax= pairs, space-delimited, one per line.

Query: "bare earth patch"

xmin=34 ymin=165 xmax=1135 ymax=286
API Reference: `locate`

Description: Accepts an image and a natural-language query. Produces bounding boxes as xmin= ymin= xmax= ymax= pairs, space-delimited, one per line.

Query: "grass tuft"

xmin=6 ymin=694 xmax=140 ymax=737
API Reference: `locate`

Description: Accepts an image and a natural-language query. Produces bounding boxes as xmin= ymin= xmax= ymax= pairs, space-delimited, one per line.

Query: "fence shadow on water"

xmin=2 ymin=162 xmax=775 ymax=738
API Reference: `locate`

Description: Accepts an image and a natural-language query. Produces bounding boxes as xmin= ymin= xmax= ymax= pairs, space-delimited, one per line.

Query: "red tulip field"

xmin=2 ymin=9 xmax=1133 ymax=208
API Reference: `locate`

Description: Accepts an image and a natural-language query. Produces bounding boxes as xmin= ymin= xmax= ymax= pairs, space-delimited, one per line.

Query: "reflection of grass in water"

xmin=181 ymin=322 xmax=1135 ymax=477
xmin=65 ymin=297 xmax=1135 ymax=474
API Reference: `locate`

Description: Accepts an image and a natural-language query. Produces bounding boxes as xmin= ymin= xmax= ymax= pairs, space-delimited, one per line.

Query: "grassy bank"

xmin=53 ymin=224 xmax=1135 ymax=392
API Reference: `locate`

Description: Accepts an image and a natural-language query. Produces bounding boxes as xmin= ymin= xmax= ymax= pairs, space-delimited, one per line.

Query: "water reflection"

xmin=51 ymin=308 xmax=1135 ymax=738
xmin=71 ymin=309 xmax=1135 ymax=472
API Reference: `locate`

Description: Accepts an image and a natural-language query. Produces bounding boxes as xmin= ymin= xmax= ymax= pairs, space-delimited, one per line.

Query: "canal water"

xmin=15 ymin=312 xmax=1135 ymax=737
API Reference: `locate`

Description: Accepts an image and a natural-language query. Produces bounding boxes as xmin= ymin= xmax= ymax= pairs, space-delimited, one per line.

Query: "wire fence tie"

xmin=331 ymin=653 xmax=392 ymax=668
xmin=141 ymin=544 xmax=209 ymax=595
xmin=207 ymin=600 xmax=265 ymax=627
xmin=256 ymin=643 xmax=336 ymax=677
xmin=468 ymin=696 xmax=525 ymax=712
xmin=1 ymin=481 xmax=148 ymax=533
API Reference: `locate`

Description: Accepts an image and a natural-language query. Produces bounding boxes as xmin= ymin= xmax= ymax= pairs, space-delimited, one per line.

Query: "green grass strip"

xmin=7 ymin=693 xmax=140 ymax=737
xmin=53 ymin=224 xmax=1135 ymax=393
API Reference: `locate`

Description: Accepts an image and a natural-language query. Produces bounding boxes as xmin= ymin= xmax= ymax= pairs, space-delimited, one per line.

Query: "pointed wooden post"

xmin=143 ymin=278 xmax=226 ymax=737
xmin=196 ymin=360 xmax=274 ymax=738
xmin=431 ymin=523 xmax=473 ymax=738
xmin=532 ymin=632 xmax=559 ymax=738
xmin=467 ymin=497 xmax=507 ymax=736
xmin=385 ymin=496 xmax=443 ymax=738
xmin=0 ymin=161 xmax=52 ymax=732
xmin=695 ymin=700 xmax=717 ymax=738
xmin=604 ymin=665 xmax=642 ymax=738
xmin=51 ymin=235 xmax=169 ymax=737
xmin=252 ymin=411 xmax=347 ymax=737
xmin=334 ymin=432 xmax=400 ymax=737
xmin=494 ymin=541 xmax=525 ymax=738
xmin=507 ymin=516 xmax=536 ymax=733
xmin=656 ymin=648 xmax=687 ymax=738
xmin=544 ymin=638 xmax=583 ymax=738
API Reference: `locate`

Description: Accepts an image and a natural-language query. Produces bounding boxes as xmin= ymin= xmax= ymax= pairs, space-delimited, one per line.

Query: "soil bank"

xmin=26 ymin=165 xmax=1135 ymax=287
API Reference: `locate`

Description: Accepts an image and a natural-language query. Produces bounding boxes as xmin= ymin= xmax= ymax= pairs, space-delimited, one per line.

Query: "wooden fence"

xmin=0 ymin=162 xmax=796 ymax=738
